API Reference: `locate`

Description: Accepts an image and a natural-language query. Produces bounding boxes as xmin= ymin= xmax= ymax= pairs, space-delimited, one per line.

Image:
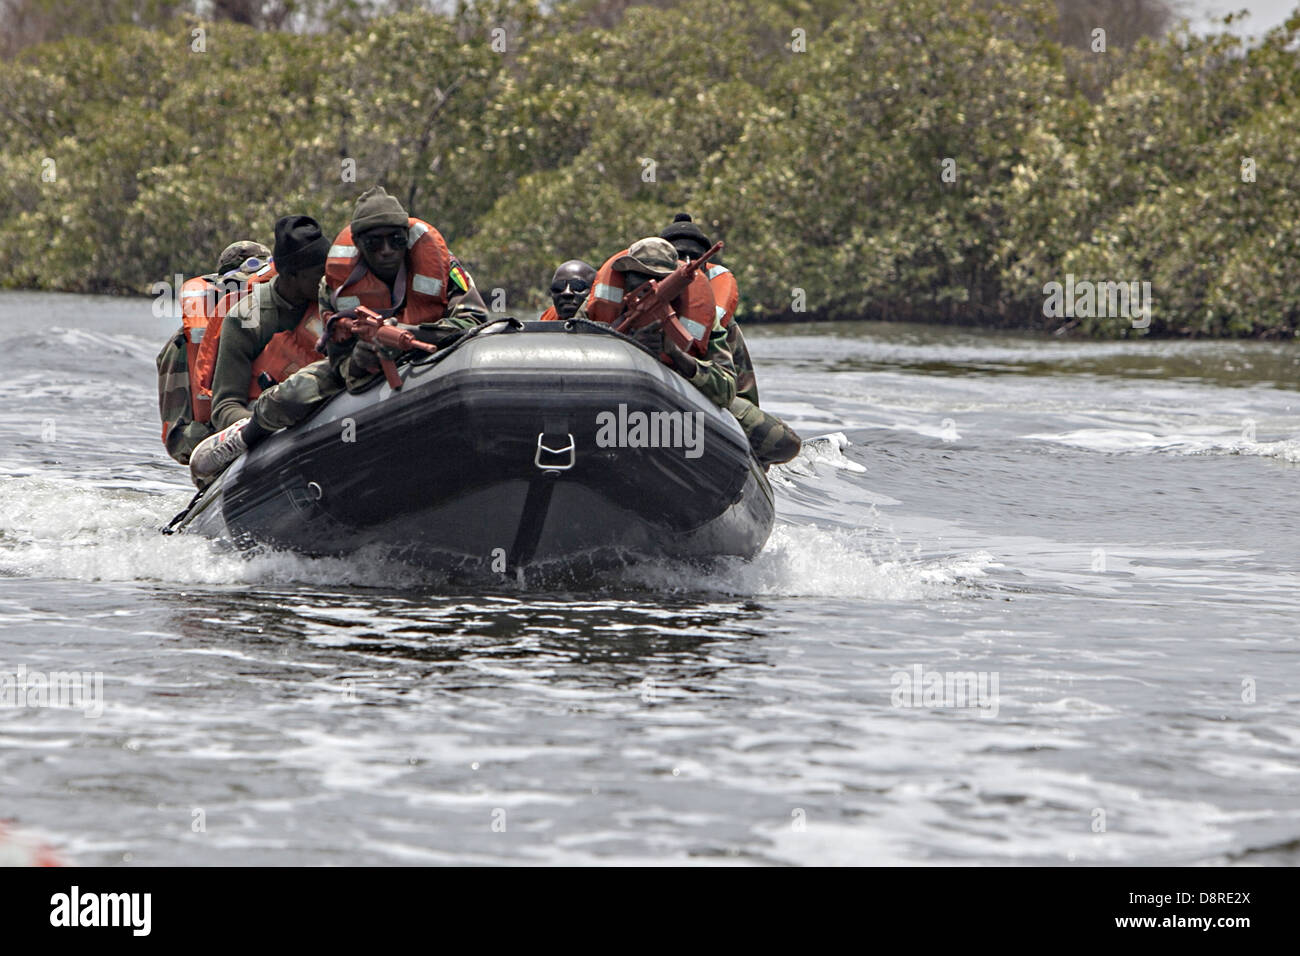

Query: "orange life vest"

xmin=539 ymin=305 xmax=560 ymax=321
xmin=324 ymin=218 xmax=452 ymax=324
xmin=583 ymin=251 xmax=718 ymax=357
xmin=703 ymin=262 xmax=739 ymax=329
xmin=190 ymin=263 xmax=324 ymax=422
xmin=179 ymin=274 xmax=244 ymax=424
xmin=179 ymin=277 xmax=217 ymax=426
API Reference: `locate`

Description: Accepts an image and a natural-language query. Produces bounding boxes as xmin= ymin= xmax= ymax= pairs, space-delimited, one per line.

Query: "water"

xmin=1 ymin=291 xmax=1297 ymax=865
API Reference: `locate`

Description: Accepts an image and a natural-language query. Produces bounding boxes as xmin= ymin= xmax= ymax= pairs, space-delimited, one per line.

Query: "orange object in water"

xmin=0 ymin=820 xmax=63 ymax=866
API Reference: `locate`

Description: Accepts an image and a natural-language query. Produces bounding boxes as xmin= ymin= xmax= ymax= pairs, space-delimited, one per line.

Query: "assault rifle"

xmin=328 ymin=305 xmax=436 ymax=390
xmin=612 ymin=240 xmax=723 ymax=356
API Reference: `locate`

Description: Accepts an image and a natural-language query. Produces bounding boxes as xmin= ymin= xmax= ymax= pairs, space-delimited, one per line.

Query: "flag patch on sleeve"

xmin=449 ymin=260 xmax=473 ymax=292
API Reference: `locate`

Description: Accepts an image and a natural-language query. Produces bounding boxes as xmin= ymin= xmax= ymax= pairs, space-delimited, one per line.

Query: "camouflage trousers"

xmin=727 ymin=322 xmax=759 ymax=406
xmin=167 ymin=420 xmax=214 ymax=466
xmin=250 ymin=359 xmax=346 ymax=431
xmin=730 ymin=396 xmax=801 ymax=466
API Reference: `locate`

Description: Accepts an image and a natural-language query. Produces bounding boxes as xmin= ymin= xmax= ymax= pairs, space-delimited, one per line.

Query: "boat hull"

xmin=178 ymin=321 xmax=774 ymax=579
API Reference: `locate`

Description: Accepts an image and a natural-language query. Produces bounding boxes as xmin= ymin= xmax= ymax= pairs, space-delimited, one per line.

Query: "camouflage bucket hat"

xmin=612 ymin=237 xmax=678 ymax=277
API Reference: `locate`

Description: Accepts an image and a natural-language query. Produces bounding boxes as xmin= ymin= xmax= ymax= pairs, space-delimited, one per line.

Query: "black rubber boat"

xmin=172 ymin=319 xmax=774 ymax=580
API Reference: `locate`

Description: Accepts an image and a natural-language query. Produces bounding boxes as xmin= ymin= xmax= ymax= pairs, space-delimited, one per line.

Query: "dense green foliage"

xmin=0 ymin=0 xmax=1295 ymax=335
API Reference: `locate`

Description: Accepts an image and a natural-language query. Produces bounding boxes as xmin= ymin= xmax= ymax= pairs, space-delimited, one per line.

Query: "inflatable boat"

xmin=170 ymin=319 xmax=774 ymax=581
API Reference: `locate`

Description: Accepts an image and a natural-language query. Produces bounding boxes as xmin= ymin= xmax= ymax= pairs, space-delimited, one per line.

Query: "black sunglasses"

xmin=550 ymin=279 xmax=590 ymax=296
xmin=360 ymin=231 xmax=408 ymax=253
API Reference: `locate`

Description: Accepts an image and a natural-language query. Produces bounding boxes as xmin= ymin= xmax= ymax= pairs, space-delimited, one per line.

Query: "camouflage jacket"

xmin=727 ymin=321 xmax=759 ymax=406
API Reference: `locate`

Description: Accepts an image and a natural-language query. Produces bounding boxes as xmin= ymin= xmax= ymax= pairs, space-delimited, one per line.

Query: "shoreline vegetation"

xmin=1 ymin=0 xmax=1296 ymax=338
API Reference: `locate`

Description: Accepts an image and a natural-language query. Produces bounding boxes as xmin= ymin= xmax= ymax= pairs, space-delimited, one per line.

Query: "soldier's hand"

xmin=664 ymin=337 xmax=698 ymax=378
xmin=351 ymin=339 xmax=382 ymax=373
xmin=631 ymin=318 xmax=664 ymax=354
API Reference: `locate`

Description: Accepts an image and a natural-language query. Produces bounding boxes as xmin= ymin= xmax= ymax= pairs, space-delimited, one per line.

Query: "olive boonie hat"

xmin=612 ymin=237 xmax=677 ymax=277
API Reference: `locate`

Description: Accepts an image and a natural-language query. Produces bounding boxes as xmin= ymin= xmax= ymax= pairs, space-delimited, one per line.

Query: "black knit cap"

xmin=660 ymin=212 xmax=710 ymax=257
xmin=272 ymin=215 xmax=330 ymax=274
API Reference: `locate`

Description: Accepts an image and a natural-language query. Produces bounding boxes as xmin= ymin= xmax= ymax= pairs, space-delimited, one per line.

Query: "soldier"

xmin=156 ymin=239 xmax=270 ymax=464
xmin=206 ymin=216 xmax=331 ymax=433
xmin=539 ymin=259 xmax=597 ymax=321
xmin=189 ymin=188 xmax=488 ymax=484
xmin=660 ymin=213 xmax=801 ymax=466
xmin=576 ymin=236 xmax=736 ymax=410
xmin=323 ymin=185 xmax=488 ymax=381
xmin=661 ymin=214 xmax=758 ymax=403
xmin=188 ymin=215 xmax=335 ymax=485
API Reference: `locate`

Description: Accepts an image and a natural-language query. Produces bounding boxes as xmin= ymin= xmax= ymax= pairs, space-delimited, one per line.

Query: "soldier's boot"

xmin=189 ymin=362 xmax=344 ymax=488
xmin=189 ymin=419 xmax=250 ymax=486
xmin=730 ymin=396 xmax=802 ymax=467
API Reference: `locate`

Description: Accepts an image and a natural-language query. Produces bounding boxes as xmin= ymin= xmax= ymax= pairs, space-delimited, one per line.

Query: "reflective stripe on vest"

xmin=705 ymin=264 xmax=729 ymax=279
xmin=594 ymin=283 xmax=623 ymax=304
xmin=411 ymin=274 xmax=443 ymax=297
xmin=715 ymin=305 xmax=727 ymax=323
xmin=324 ymin=218 xmax=452 ymax=324
xmin=680 ymin=316 xmax=709 ymax=341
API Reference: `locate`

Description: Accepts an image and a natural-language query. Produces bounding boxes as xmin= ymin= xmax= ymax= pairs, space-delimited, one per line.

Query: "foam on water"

xmin=0 ymin=435 xmax=990 ymax=600
xmin=623 ymin=525 xmax=995 ymax=601
xmin=0 ymin=476 xmax=429 ymax=588
xmin=768 ymin=430 xmax=867 ymax=482
xmin=1027 ymin=428 xmax=1300 ymax=462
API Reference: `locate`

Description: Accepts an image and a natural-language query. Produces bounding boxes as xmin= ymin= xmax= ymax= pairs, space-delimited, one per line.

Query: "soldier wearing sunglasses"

xmin=539 ymin=260 xmax=597 ymax=321
xmin=323 ymin=186 xmax=488 ymax=386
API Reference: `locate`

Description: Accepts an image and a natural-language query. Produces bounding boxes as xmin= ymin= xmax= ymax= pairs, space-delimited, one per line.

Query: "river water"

xmin=1 ymin=290 xmax=1297 ymax=865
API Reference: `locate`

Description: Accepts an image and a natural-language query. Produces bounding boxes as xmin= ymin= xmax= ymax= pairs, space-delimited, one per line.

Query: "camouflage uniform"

xmin=253 ymin=358 xmax=346 ymax=430
xmin=724 ymin=323 xmax=801 ymax=466
xmin=728 ymin=321 xmax=759 ymax=406
xmin=687 ymin=316 xmax=738 ymax=409
xmin=730 ymin=396 xmax=801 ymax=466
xmin=660 ymin=208 xmax=801 ymax=466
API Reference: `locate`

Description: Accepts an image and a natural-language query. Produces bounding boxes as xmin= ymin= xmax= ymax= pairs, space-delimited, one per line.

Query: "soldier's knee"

xmin=731 ymin=397 xmax=802 ymax=466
